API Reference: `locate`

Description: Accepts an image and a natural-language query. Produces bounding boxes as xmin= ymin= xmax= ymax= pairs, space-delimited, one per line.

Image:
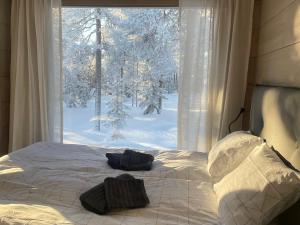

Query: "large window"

xmin=62 ymin=8 xmax=179 ymax=150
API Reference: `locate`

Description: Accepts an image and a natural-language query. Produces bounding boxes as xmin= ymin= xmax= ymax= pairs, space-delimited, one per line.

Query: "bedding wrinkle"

xmin=0 ymin=142 xmax=219 ymax=225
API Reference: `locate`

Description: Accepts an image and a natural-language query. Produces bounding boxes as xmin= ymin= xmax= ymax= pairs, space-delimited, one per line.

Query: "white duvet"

xmin=0 ymin=142 xmax=219 ymax=225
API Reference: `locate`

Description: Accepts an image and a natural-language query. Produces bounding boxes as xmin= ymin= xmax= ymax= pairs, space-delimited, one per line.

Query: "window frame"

xmin=62 ymin=0 xmax=179 ymax=7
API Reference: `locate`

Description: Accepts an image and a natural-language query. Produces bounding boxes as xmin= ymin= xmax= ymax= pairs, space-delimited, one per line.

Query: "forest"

xmin=62 ymin=8 xmax=179 ymax=145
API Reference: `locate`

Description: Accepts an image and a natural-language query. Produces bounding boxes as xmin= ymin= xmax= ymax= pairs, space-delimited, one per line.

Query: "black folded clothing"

xmin=80 ymin=174 xmax=134 ymax=215
xmin=106 ymin=149 xmax=154 ymax=171
xmin=79 ymin=182 xmax=107 ymax=215
xmin=79 ymin=174 xmax=149 ymax=215
xmin=104 ymin=176 xmax=149 ymax=209
xmin=121 ymin=150 xmax=154 ymax=171
xmin=106 ymin=153 xmax=122 ymax=169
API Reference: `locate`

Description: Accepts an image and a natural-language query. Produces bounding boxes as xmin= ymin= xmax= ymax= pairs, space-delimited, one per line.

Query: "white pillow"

xmin=208 ymin=131 xmax=264 ymax=181
xmin=214 ymin=143 xmax=300 ymax=225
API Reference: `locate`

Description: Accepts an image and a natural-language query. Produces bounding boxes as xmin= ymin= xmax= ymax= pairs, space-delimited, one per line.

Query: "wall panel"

xmin=260 ymin=0 xmax=295 ymax=25
xmin=244 ymin=0 xmax=300 ymax=129
xmin=256 ymin=43 xmax=300 ymax=87
xmin=258 ymin=0 xmax=300 ymax=56
xmin=255 ymin=0 xmax=300 ymax=87
xmin=0 ymin=0 xmax=11 ymax=155
xmin=243 ymin=0 xmax=261 ymax=129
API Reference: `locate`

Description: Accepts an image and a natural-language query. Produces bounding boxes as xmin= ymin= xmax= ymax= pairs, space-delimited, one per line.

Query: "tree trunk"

xmin=132 ymin=62 xmax=135 ymax=107
xmin=174 ymin=72 xmax=178 ymax=91
xmin=95 ymin=9 xmax=102 ymax=131
xmin=158 ymin=79 xmax=163 ymax=113
xmin=135 ymin=62 xmax=139 ymax=107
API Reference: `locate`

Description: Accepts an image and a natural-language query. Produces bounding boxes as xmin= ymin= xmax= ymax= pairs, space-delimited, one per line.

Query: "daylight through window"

xmin=62 ymin=8 xmax=179 ymax=150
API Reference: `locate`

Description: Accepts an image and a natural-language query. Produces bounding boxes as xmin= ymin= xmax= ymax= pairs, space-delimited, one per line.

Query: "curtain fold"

xmin=10 ymin=0 xmax=63 ymax=152
xmin=178 ymin=0 xmax=254 ymax=152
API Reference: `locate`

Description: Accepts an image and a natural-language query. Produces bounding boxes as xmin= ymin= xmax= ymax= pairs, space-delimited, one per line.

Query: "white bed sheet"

xmin=0 ymin=142 xmax=219 ymax=225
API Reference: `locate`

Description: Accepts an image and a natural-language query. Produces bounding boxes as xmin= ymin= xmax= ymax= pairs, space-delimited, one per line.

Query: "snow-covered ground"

xmin=64 ymin=93 xmax=178 ymax=150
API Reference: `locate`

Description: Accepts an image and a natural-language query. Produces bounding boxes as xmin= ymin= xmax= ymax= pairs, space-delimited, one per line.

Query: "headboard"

xmin=250 ymin=85 xmax=300 ymax=170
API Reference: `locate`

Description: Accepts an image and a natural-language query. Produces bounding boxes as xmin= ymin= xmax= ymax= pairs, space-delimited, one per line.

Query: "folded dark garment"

xmin=106 ymin=149 xmax=154 ymax=171
xmin=120 ymin=150 xmax=154 ymax=171
xmin=106 ymin=153 xmax=122 ymax=169
xmin=104 ymin=176 xmax=149 ymax=209
xmin=79 ymin=174 xmax=135 ymax=215
xmin=80 ymin=182 xmax=107 ymax=215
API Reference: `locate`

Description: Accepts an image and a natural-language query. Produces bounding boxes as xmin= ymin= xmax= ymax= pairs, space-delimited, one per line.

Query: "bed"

xmin=0 ymin=143 xmax=219 ymax=225
xmin=0 ymin=85 xmax=299 ymax=225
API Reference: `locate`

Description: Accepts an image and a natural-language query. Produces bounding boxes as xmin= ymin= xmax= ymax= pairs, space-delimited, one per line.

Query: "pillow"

xmin=208 ymin=131 xmax=264 ymax=181
xmin=214 ymin=143 xmax=300 ymax=225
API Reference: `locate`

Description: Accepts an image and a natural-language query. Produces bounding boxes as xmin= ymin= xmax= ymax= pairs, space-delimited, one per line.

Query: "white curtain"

xmin=10 ymin=0 xmax=63 ymax=152
xmin=178 ymin=0 xmax=254 ymax=152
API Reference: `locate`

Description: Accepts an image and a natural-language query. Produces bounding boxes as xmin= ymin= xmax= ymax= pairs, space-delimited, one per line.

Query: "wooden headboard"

xmin=250 ymin=85 xmax=300 ymax=170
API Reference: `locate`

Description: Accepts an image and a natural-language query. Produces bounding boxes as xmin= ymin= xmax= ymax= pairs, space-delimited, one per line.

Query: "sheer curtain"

xmin=10 ymin=0 xmax=63 ymax=152
xmin=178 ymin=0 xmax=254 ymax=152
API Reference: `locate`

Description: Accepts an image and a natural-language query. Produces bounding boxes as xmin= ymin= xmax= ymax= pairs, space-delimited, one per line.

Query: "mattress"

xmin=0 ymin=142 xmax=220 ymax=225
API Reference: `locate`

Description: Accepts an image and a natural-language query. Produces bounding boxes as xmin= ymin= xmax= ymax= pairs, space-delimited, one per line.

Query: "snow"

xmin=62 ymin=8 xmax=179 ymax=151
xmin=63 ymin=93 xmax=178 ymax=150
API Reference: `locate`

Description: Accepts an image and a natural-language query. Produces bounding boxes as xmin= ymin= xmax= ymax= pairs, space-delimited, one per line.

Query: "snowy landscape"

xmin=62 ymin=8 xmax=179 ymax=150
xmin=64 ymin=94 xmax=177 ymax=150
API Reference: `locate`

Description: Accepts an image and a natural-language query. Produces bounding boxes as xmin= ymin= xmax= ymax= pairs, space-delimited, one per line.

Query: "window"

xmin=62 ymin=7 xmax=179 ymax=150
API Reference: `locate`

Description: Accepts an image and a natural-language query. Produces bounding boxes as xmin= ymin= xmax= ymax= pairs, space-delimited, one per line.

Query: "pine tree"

xmin=62 ymin=8 xmax=179 ymax=137
xmin=95 ymin=9 xmax=102 ymax=131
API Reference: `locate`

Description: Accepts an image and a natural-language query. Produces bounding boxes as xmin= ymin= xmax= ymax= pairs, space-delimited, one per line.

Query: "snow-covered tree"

xmin=62 ymin=8 xmax=179 ymax=137
xmin=119 ymin=9 xmax=179 ymax=114
xmin=62 ymin=9 xmax=95 ymax=108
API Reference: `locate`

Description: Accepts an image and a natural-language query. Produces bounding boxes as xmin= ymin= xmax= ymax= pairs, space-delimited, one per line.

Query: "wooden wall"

xmin=256 ymin=0 xmax=300 ymax=87
xmin=0 ymin=0 xmax=11 ymax=155
xmin=243 ymin=0 xmax=262 ymax=129
xmin=243 ymin=0 xmax=300 ymax=129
